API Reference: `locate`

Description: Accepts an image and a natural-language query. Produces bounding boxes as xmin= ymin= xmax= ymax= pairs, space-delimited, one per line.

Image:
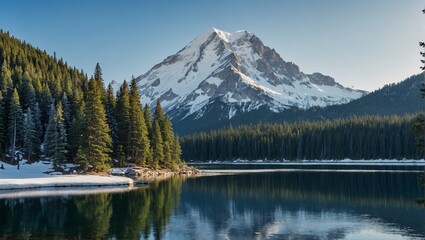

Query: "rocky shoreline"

xmin=112 ymin=166 xmax=201 ymax=182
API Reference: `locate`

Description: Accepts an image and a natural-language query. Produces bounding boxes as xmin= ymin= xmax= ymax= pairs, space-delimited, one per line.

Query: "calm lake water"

xmin=0 ymin=167 xmax=424 ymax=239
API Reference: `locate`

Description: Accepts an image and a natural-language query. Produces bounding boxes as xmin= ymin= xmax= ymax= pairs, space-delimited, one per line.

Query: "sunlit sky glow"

xmin=1 ymin=0 xmax=424 ymax=91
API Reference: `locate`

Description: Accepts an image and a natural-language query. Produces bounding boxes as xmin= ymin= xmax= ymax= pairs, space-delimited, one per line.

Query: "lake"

xmin=0 ymin=165 xmax=424 ymax=239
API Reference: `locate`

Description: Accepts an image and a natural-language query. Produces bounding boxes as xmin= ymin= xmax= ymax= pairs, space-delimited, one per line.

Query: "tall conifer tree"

xmin=8 ymin=88 xmax=24 ymax=154
xmin=172 ymin=136 xmax=182 ymax=167
xmin=153 ymin=100 xmax=180 ymax=169
xmin=32 ymin=102 xmax=43 ymax=143
xmin=24 ymin=108 xmax=40 ymax=162
xmin=43 ymin=102 xmax=67 ymax=166
xmin=53 ymin=102 xmax=67 ymax=165
xmin=20 ymin=78 xmax=36 ymax=112
xmin=144 ymin=104 xmax=153 ymax=139
xmin=61 ymin=93 xmax=72 ymax=129
xmin=68 ymin=101 xmax=86 ymax=162
xmin=39 ymin=84 xmax=52 ymax=137
xmin=82 ymin=76 xmax=112 ymax=172
xmin=43 ymin=103 xmax=56 ymax=159
xmin=105 ymin=83 xmax=118 ymax=154
xmin=128 ymin=79 xmax=151 ymax=166
xmin=115 ymin=80 xmax=130 ymax=160
xmin=162 ymin=117 xmax=174 ymax=168
xmin=151 ymin=119 xmax=164 ymax=168
xmin=93 ymin=63 xmax=107 ymax=103
xmin=0 ymin=91 xmax=5 ymax=156
xmin=154 ymin=100 xmax=165 ymax=124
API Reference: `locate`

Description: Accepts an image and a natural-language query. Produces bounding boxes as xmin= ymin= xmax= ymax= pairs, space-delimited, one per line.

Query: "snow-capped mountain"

xmin=136 ymin=28 xmax=366 ymax=122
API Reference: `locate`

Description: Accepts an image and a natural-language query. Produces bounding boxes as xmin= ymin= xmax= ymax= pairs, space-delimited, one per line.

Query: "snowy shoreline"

xmin=0 ymin=175 xmax=134 ymax=191
xmin=0 ymin=161 xmax=133 ymax=191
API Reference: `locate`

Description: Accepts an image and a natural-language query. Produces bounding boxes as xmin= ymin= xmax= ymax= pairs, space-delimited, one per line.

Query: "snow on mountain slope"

xmin=136 ymin=28 xmax=366 ymax=120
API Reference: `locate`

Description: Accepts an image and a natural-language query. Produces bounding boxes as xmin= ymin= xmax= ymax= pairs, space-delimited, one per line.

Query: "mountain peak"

xmin=136 ymin=28 xmax=366 ymax=123
xmin=210 ymin=28 xmax=252 ymax=43
xmin=211 ymin=27 xmax=230 ymax=41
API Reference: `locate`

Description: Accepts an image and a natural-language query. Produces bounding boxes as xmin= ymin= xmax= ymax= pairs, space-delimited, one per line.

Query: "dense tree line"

xmin=0 ymin=30 xmax=181 ymax=171
xmin=181 ymin=115 xmax=422 ymax=161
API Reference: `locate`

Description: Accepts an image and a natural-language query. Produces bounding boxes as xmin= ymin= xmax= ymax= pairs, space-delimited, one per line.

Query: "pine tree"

xmin=128 ymin=79 xmax=151 ymax=166
xmin=38 ymin=85 xmax=52 ymax=138
xmin=32 ymin=102 xmax=43 ymax=143
xmin=151 ymin=119 xmax=164 ymax=168
xmin=154 ymin=101 xmax=166 ymax=167
xmin=172 ymin=136 xmax=182 ymax=167
xmin=61 ymin=93 xmax=72 ymax=129
xmin=8 ymin=88 xmax=24 ymax=157
xmin=153 ymin=100 xmax=180 ymax=169
xmin=93 ymin=63 xmax=107 ymax=103
xmin=0 ymin=91 xmax=5 ymax=157
xmin=94 ymin=63 xmax=103 ymax=86
xmin=82 ymin=77 xmax=112 ymax=172
xmin=43 ymin=102 xmax=67 ymax=166
xmin=105 ymin=83 xmax=118 ymax=154
xmin=154 ymin=100 xmax=165 ymax=124
xmin=20 ymin=78 xmax=36 ymax=112
xmin=144 ymin=104 xmax=153 ymax=139
xmin=68 ymin=101 xmax=86 ymax=162
xmin=162 ymin=117 xmax=175 ymax=169
xmin=43 ymin=103 xmax=57 ymax=159
xmin=160 ymin=118 xmax=174 ymax=168
xmin=24 ymin=108 xmax=40 ymax=162
xmin=53 ymin=102 xmax=67 ymax=165
xmin=115 ymin=80 xmax=130 ymax=158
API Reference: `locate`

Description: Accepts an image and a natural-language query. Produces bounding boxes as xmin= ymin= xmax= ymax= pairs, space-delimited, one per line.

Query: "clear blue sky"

xmin=1 ymin=0 xmax=424 ymax=91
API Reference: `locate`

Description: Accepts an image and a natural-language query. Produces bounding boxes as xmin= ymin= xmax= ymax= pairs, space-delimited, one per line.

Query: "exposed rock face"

xmin=308 ymin=73 xmax=340 ymax=87
xmin=135 ymin=28 xmax=366 ymax=121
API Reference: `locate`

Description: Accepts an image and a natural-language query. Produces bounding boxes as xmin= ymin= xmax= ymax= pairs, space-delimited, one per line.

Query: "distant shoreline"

xmin=189 ymin=159 xmax=425 ymax=175
xmin=188 ymin=159 xmax=425 ymax=166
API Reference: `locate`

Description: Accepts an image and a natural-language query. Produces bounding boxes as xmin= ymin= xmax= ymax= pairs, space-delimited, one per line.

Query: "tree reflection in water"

xmin=0 ymin=177 xmax=184 ymax=239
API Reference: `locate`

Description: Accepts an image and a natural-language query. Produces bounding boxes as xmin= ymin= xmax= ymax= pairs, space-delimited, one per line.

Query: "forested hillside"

xmin=0 ymin=30 xmax=181 ymax=171
xmin=174 ymin=74 xmax=423 ymax=135
xmin=180 ymin=115 xmax=422 ymax=161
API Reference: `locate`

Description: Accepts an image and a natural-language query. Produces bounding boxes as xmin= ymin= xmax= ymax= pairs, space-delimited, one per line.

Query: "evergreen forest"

xmin=0 ymin=30 xmax=182 ymax=172
xmin=180 ymin=115 xmax=422 ymax=161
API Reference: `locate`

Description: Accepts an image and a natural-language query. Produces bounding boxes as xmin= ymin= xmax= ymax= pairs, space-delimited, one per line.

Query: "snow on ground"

xmin=0 ymin=161 xmax=133 ymax=190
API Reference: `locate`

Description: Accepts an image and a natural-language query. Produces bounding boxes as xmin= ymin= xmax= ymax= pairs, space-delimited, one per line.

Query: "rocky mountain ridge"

xmin=136 ymin=28 xmax=366 ymax=122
